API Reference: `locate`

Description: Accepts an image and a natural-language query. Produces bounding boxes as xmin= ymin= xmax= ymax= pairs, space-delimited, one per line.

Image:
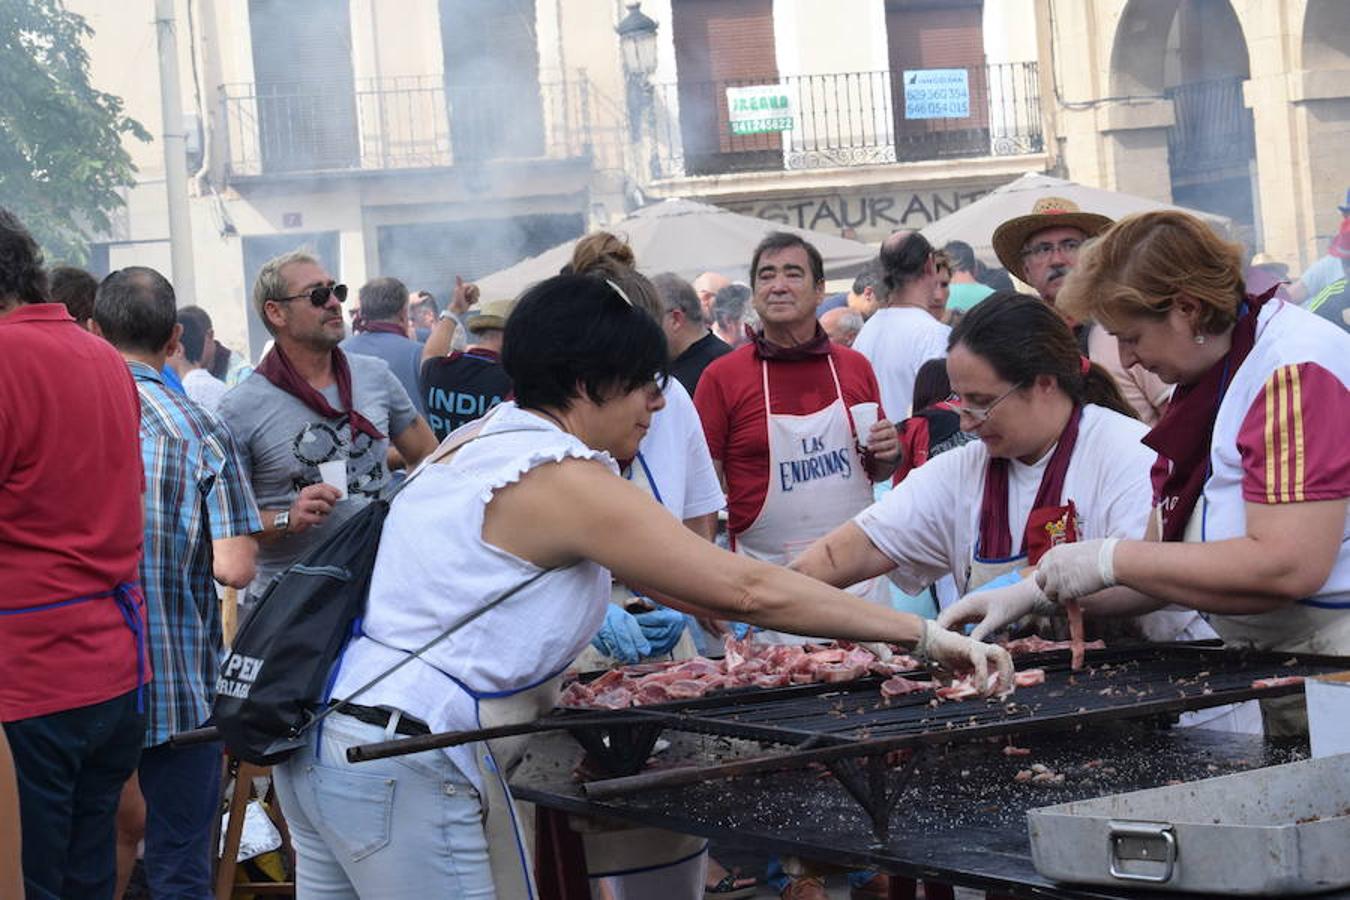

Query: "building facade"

xmin=71 ymin=0 xmax=1343 ymax=357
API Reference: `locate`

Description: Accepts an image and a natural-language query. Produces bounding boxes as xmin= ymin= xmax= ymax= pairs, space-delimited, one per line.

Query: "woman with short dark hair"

xmin=272 ymin=273 xmax=1011 ymax=898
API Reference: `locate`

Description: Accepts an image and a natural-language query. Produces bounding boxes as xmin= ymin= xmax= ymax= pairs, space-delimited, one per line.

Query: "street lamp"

xmin=617 ymin=3 xmax=659 ymax=81
xmin=616 ymin=3 xmax=659 ymax=148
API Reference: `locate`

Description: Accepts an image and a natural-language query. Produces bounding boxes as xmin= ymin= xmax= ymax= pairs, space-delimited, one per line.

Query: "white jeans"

xmin=274 ymin=712 xmax=495 ymax=898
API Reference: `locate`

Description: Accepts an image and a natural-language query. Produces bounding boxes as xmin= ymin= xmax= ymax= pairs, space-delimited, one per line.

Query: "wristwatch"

xmin=274 ymin=509 xmax=290 ymax=532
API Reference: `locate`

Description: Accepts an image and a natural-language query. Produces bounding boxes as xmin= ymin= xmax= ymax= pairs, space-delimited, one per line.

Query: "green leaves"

xmin=0 ymin=0 xmax=148 ymax=265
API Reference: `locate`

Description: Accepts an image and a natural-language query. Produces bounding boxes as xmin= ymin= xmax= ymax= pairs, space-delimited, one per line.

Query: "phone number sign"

xmin=727 ymin=85 xmax=795 ymax=135
xmin=903 ymin=69 xmax=971 ymax=119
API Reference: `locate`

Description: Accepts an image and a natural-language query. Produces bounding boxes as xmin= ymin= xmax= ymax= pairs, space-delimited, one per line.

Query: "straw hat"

xmin=991 ymin=197 xmax=1114 ymax=283
xmin=465 ymin=298 xmax=516 ymax=333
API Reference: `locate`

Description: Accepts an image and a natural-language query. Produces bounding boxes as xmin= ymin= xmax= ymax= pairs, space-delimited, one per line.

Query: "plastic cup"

xmin=318 ymin=460 xmax=348 ymax=500
xmin=851 ymin=402 xmax=880 ymax=445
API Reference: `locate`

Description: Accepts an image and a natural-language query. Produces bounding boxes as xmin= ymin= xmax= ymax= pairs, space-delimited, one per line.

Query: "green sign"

xmin=727 ymin=85 xmax=794 ymax=135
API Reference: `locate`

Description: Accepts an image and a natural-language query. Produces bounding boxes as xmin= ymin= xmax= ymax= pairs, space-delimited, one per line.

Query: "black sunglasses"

xmin=273 ymin=283 xmax=348 ymax=306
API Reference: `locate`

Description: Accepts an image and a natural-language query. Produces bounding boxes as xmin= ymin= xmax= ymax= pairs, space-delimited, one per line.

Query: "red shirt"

xmin=0 ymin=304 xmax=147 ymax=721
xmin=1236 ymin=362 xmax=1350 ymax=503
xmin=694 ymin=342 xmax=885 ymax=534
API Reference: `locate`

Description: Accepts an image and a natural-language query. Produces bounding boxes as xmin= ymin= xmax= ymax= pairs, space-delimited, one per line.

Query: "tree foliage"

xmin=0 ymin=0 xmax=149 ymax=265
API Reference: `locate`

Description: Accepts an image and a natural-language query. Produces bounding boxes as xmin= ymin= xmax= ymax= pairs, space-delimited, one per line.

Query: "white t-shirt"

xmin=1201 ymin=300 xmax=1350 ymax=600
xmin=182 ymin=367 xmax=229 ymax=416
xmin=853 ymin=306 xmax=950 ymax=418
xmin=855 ymin=404 xmax=1154 ymax=595
xmin=630 ymin=377 xmax=725 ymax=521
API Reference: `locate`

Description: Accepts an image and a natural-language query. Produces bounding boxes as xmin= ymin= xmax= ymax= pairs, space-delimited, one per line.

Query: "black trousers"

xmin=4 ymin=689 xmax=144 ymax=900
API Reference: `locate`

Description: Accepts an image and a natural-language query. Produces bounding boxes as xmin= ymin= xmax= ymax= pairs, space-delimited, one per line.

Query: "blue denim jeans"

xmin=3 ymin=689 xmax=145 ymax=900
xmin=273 ymin=712 xmax=495 ymax=899
xmin=138 ymin=739 xmax=222 ymax=899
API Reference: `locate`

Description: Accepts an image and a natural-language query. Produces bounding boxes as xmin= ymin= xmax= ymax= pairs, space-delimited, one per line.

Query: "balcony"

xmin=220 ymin=74 xmax=593 ymax=179
xmin=645 ymin=63 xmax=1043 ymax=180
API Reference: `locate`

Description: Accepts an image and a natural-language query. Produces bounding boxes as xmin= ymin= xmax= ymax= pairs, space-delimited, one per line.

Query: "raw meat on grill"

xmin=562 ymin=638 xmax=919 ymax=710
xmin=1064 ymin=598 xmax=1086 ymax=670
xmin=1001 ymin=634 xmax=1105 ymax=657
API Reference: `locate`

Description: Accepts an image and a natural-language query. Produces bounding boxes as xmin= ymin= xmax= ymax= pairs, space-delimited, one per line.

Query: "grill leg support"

xmin=823 ymin=750 xmax=919 ymax=845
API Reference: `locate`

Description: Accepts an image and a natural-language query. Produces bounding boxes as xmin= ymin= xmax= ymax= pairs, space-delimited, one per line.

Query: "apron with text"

xmin=734 ymin=357 xmax=887 ymax=644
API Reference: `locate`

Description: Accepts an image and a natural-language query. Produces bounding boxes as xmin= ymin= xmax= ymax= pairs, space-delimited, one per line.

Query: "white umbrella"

xmin=920 ymin=172 xmax=1233 ymax=266
xmin=473 ymin=198 xmax=878 ymax=300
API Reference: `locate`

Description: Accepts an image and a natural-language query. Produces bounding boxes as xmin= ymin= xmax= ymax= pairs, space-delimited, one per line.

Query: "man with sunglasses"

xmin=218 ymin=250 xmax=438 ymax=611
xmin=992 ymin=197 xmax=1171 ymax=424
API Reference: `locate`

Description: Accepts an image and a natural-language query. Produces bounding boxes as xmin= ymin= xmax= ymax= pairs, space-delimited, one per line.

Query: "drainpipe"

xmin=155 ymin=0 xmax=198 ymax=305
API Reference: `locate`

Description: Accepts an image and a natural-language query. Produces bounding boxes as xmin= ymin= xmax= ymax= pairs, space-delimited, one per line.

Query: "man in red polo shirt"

xmin=694 ymin=231 xmax=899 ymax=900
xmin=0 ymin=208 xmax=148 ymax=899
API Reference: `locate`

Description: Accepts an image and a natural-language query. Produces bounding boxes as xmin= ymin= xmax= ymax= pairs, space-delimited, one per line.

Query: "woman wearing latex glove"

xmin=793 ymin=293 xmax=1162 ymax=657
xmin=1042 ymin=212 xmax=1350 ymax=736
xmin=936 ymin=569 xmax=1057 ymax=641
xmin=590 ymin=603 xmax=652 ymax=663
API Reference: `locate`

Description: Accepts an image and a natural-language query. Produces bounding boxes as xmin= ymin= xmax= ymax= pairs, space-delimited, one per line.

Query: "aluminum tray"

xmin=1027 ymin=752 xmax=1350 ymax=895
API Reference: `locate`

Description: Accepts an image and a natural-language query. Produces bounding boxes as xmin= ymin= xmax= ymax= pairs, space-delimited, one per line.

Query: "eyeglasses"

xmin=272 ymin=283 xmax=348 ymax=306
xmin=1020 ymin=238 xmax=1083 ymax=261
xmin=950 ymin=383 xmax=1024 ymax=424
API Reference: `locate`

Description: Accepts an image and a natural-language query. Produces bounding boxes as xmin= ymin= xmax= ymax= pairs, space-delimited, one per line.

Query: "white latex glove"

xmin=914 ymin=619 xmax=1015 ymax=696
xmin=935 ymin=576 xmax=1057 ymax=641
xmin=1035 ymin=538 xmax=1119 ymax=603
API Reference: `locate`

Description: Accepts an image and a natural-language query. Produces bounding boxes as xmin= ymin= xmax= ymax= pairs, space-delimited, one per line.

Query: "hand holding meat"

xmin=632 ymin=605 xmax=686 ymax=655
xmin=591 ymin=605 xmax=652 ymax=664
xmin=936 ymin=574 xmax=1056 ymax=641
xmin=1034 ymin=538 xmax=1119 ymax=603
xmin=915 ymin=619 xmax=1015 ymax=696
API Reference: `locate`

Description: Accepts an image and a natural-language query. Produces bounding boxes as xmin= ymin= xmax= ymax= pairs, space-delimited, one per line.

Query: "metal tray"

xmin=1027 ymin=752 xmax=1350 ymax=895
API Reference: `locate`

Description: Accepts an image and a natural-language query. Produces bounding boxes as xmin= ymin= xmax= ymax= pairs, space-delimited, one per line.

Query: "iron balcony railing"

xmin=645 ymin=62 xmax=1043 ymax=179
xmin=221 ymin=74 xmax=593 ymax=178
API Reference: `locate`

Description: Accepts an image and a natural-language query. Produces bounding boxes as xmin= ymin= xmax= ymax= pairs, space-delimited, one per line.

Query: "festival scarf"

xmin=255 ymin=343 xmax=387 ymax=441
xmin=750 ymin=322 xmax=832 ymax=361
xmin=1143 ymin=286 xmax=1277 ymax=542
xmin=350 ymin=314 xmax=407 ymax=337
xmin=978 ymin=406 xmax=1083 ymax=559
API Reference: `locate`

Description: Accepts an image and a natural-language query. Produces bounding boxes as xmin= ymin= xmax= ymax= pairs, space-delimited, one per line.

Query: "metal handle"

xmin=1107 ymin=821 xmax=1176 ymax=883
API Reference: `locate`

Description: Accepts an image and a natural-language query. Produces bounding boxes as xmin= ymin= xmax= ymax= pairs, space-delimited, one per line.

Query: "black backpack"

xmin=213 ymin=424 xmax=546 ymax=765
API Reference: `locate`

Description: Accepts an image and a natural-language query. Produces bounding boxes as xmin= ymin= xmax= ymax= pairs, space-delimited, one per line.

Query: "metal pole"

xmin=155 ymin=0 xmax=197 ymax=306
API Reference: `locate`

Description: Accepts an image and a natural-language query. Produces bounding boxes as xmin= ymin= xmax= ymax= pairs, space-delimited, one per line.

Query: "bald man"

xmin=820 ymin=306 xmax=863 ymax=347
xmin=692 ymin=271 xmax=731 ymax=321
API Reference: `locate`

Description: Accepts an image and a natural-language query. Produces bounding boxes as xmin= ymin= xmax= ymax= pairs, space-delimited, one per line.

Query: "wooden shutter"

xmin=885 ymin=0 xmax=988 ymax=161
xmin=672 ymin=0 xmax=780 ymax=174
xmin=439 ymin=0 xmax=545 ymax=162
xmin=248 ymin=0 xmax=359 ymax=173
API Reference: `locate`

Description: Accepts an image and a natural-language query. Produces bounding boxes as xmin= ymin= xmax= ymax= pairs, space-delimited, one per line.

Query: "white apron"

xmin=734 ymin=357 xmax=888 ymax=643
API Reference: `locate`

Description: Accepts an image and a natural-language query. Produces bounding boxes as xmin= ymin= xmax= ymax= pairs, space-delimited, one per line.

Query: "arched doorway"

xmin=1300 ymin=0 xmax=1350 ymax=251
xmin=1162 ymin=0 xmax=1256 ymax=247
xmin=1109 ymin=0 xmax=1257 ymax=247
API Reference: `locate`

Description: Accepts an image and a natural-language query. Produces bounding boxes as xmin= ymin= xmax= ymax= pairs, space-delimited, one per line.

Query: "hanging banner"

xmin=726 ymin=85 xmax=795 ymax=135
xmin=903 ymin=69 xmax=970 ymax=119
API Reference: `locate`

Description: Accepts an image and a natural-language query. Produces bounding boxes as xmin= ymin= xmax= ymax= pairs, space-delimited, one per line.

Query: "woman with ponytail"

xmin=795 ymin=293 xmax=1176 ymax=646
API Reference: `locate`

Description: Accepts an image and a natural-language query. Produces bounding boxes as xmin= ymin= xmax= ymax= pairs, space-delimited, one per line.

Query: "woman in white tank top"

xmin=273 ymin=271 xmax=1014 ymax=900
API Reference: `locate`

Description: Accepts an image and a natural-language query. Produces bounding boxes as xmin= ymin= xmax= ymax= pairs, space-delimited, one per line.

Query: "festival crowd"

xmin=2 ymin=187 xmax=1349 ymax=900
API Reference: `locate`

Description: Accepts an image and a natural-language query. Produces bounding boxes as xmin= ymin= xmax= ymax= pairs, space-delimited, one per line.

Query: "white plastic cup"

xmin=851 ymin=402 xmax=880 ymax=445
xmin=318 ymin=460 xmax=348 ymax=500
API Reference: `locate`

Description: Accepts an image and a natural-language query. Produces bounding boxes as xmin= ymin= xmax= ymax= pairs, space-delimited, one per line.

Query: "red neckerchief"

xmin=352 ymin=317 xmax=406 ymax=337
xmin=255 ymin=343 xmax=386 ymax=441
xmin=978 ymin=405 xmax=1083 ymax=559
xmin=1143 ymin=286 xmax=1276 ymax=542
xmin=750 ymin=322 xmax=832 ymax=361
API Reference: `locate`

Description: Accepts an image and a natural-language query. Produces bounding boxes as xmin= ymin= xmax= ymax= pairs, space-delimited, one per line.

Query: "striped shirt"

xmin=129 ymin=362 xmax=261 ymax=746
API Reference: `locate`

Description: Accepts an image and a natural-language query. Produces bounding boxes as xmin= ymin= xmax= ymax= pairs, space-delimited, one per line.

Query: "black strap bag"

xmin=212 ymin=423 xmax=544 ymax=765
